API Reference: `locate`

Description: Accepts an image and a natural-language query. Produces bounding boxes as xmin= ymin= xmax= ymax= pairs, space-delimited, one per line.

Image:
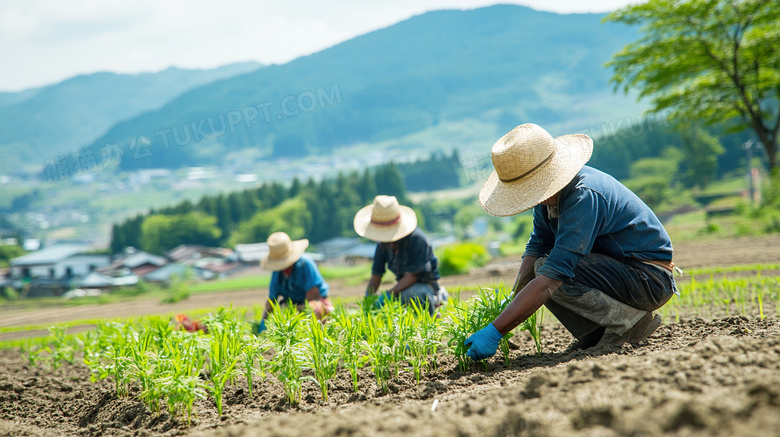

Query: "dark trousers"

xmin=539 ymin=253 xmax=675 ymax=339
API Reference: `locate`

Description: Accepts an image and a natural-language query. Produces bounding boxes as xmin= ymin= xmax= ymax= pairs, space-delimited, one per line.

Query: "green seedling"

xmin=304 ymin=315 xmax=340 ymax=401
xmin=361 ymin=313 xmax=394 ymax=394
xmin=266 ymin=301 xmax=307 ymax=405
xmin=330 ymin=304 xmax=364 ymax=393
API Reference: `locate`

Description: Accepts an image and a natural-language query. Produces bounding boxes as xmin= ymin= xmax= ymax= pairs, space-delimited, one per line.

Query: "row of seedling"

xmin=659 ymin=272 xmax=780 ymax=322
xmin=23 ymin=287 xmax=544 ymax=424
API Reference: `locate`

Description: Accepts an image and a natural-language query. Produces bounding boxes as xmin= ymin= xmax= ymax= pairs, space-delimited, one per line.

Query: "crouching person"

xmin=354 ymin=195 xmax=447 ymax=316
xmin=255 ymin=232 xmax=333 ymax=333
xmin=464 ymin=124 xmax=677 ymax=361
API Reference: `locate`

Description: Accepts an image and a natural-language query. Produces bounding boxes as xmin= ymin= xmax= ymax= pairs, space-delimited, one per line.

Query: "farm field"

xmin=1 ymin=234 xmax=779 ymax=437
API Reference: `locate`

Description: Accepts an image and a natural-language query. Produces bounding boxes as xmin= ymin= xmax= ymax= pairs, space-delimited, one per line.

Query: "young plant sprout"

xmin=303 ymin=314 xmax=340 ymax=401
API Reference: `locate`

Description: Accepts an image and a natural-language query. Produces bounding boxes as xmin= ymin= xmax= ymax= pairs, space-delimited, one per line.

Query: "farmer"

xmin=355 ymin=195 xmax=446 ymax=315
xmin=255 ymin=231 xmax=333 ymax=333
xmin=465 ymin=123 xmax=678 ymax=360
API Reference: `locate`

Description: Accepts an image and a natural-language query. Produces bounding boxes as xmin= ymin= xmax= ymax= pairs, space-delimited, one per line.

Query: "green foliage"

xmin=623 ymin=147 xmax=683 ymax=209
xmin=679 ymin=125 xmax=726 ymax=189
xmin=396 ymin=150 xmax=462 ymax=192
xmin=229 ymin=197 xmax=312 ymax=246
xmin=329 ymin=305 xmax=365 ymax=392
xmin=266 ymin=302 xmax=307 ymax=405
xmin=657 ymin=271 xmax=780 ymax=322
xmin=443 ymin=286 xmax=544 ymax=370
xmin=605 ymin=0 xmax=780 ymax=170
xmin=28 ymin=293 xmax=548 ymax=418
xmin=141 ymin=212 xmax=221 ymax=254
xmin=0 ymin=286 xmax=19 ymax=301
xmin=160 ymin=271 xmax=193 ymax=304
xmin=112 ymin=162 xmax=409 ymax=252
xmin=203 ymin=309 xmax=244 ymax=415
xmin=303 ymin=315 xmax=340 ymax=401
xmin=438 ymin=243 xmax=490 ymax=276
xmin=0 ymin=244 xmax=25 ymax=268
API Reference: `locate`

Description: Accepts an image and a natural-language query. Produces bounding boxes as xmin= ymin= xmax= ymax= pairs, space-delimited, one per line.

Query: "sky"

xmin=0 ymin=0 xmax=644 ymax=92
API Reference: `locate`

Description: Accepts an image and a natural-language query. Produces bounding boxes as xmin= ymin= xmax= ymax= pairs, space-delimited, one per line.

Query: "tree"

xmin=140 ymin=212 xmax=222 ymax=254
xmin=624 ymin=148 xmax=684 ymax=209
xmin=679 ymin=125 xmax=726 ymax=189
xmin=605 ymin=0 xmax=780 ymax=171
xmin=229 ymin=198 xmax=312 ymax=246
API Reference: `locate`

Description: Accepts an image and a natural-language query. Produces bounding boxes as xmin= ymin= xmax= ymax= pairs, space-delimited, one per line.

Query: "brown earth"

xmin=1 ymin=317 xmax=779 ymax=437
xmin=1 ymin=235 xmax=780 ymax=436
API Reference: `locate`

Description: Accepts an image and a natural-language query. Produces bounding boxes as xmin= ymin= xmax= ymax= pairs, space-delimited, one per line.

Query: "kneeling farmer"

xmin=256 ymin=232 xmax=332 ymax=333
xmin=465 ymin=123 xmax=678 ymax=360
xmin=355 ymin=195 xmax=445 ymax=315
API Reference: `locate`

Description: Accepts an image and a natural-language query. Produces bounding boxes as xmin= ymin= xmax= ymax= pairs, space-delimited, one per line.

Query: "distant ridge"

xmin=0 ymin=62 xmax=263 ymax=173
xmin=82 ymin=5 xmax=641 ymax=171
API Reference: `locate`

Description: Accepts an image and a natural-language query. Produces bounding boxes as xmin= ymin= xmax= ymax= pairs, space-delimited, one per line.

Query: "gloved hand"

xmin=374 ymin=290 xmax=395 ymax=309
xmin=464 ymin=323 xmax=503 ymax=361
xmin=253 ymin=320 xmax=267 ymax=334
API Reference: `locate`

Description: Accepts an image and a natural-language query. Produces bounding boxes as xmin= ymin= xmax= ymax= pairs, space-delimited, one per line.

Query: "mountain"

xmin=0 ymin=62 xmax=263 ymax=173
xmin=78 ymin=5 xmax=641 ymax=172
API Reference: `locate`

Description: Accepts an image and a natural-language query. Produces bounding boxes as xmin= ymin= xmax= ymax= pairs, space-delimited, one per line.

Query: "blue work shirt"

xmin=372 ymin=227 xmax=440 ymax=284
xmin=525 ymin=166 xmax=673 ymax=281
xmin=269 ymin=256 xmax=329 ymax=304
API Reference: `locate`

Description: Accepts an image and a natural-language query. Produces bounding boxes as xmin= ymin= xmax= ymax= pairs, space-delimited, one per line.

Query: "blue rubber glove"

xmin=254 ymin=320 xmax=267 ymax=334
xmin=464 ymin=323 xmax=503 ymax=361
xmin=374 ymin=292 xmax=387 ymax=309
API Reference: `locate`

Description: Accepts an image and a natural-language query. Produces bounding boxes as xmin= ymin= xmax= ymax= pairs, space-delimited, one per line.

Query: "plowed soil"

xmin=1 ymin=234 xmax=780 ymax=436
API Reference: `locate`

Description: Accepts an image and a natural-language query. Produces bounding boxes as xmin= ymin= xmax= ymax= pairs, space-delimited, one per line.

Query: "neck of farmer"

xmin=540 ymin=190 xmax=561 ymax=208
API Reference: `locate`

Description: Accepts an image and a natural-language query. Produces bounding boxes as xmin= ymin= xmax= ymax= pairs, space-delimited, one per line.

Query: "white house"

xmin=10 ymin=245 xmax=110 ymax=279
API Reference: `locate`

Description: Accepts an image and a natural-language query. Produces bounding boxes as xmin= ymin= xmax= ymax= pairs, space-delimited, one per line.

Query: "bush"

xmin=0 ymin=286 xmax=19 ymax=300
xmin=438 ymin=243 xmax=490 ymax=276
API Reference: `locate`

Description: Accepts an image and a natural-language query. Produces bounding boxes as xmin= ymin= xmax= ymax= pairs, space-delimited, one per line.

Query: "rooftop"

xmin=10 ymin=244 xmax=89 ymax=266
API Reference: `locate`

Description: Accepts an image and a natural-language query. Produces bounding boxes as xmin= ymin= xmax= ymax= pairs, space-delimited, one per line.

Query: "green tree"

xmin=624 ymin=147 xmax=683 ymax=209
xmin=679 ymin=124 xmax=726 ymax=189
xmin=605 ymin=0 xmax=780 ymax=171
xmin=140 ymin=212 xmax=222 ymax=254
xmin=109 ymin=224 xmax=126 ymax=254
xmin=0 ymin=244 xmax=25 ymax=268
xmin=229 ymin=198 xmax=312 ymax=246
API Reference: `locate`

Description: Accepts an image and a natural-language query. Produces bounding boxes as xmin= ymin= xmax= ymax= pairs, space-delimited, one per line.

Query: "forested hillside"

xmin=78 ymin=5 xmax=640 ymax=172
xmin=110 ymin=163 xmax=409 ymax=253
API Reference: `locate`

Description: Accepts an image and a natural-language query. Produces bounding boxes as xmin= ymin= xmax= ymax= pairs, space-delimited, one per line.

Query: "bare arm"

xmin=305 ymin=286 xmax=325 ymax=318
xmin=366 ymin=274 xmax=382 ymax=295
xmin=512 ymin=256 xmax=538 ymax=295
xmin=390 ymin=272 xmax=418 ymax=297
xmin=261 ymin=298 xmax=275 ymax=321
xmin=492 ymin=275 xmax=561 ymax=335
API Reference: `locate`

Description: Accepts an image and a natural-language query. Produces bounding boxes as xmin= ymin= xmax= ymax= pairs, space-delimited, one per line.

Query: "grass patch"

xmin=685 ymin=263 xmax=780 ymax=277
xmin=188 ymin=275 xmax=271 ymax=294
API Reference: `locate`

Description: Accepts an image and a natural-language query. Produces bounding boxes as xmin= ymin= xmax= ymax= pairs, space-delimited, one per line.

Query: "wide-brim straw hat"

xmin=260 ymin=231 xmax=309 ymax=271
xmin=354 ymin=195 xmax=417 ymax=242
xmin=479 ymin=123 xmax=593 ymax=217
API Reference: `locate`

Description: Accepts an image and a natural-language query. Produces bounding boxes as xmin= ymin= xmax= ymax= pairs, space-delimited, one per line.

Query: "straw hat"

xmin=354 ymin=195 xmax=417 ymax=242
xmin=479 ymin=123 xmax=592 ymax=217
xmin=260 ymin=232 xmax=309 ymax=271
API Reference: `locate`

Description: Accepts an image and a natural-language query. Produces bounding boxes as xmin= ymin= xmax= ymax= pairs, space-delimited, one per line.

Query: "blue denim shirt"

xmin=269 ymin=256 xmax=329 ymax=304
xmin=525 ymin=166 xmax=673 ymax=281
xmin=372 ymin=227 xmax=440 ymax=284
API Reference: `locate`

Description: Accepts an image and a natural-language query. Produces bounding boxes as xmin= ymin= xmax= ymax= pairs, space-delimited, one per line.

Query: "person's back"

xmin=526 ymin=165 xmax=674 ymax=282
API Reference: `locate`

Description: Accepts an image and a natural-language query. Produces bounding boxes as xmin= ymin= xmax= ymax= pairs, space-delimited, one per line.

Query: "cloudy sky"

xmin=0 ymin=0 xmax=643 ymax=92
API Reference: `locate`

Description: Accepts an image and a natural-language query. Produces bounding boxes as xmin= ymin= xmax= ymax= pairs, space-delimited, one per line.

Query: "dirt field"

xmin=1 ymin=235 xmax=779 ymax=436
xmin=1 ymin=318 xmax=778 ymax=437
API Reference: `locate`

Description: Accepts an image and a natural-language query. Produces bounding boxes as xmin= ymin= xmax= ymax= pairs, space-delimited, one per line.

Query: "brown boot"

xmin=597 ymin=312 xmax=662 ymax=347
